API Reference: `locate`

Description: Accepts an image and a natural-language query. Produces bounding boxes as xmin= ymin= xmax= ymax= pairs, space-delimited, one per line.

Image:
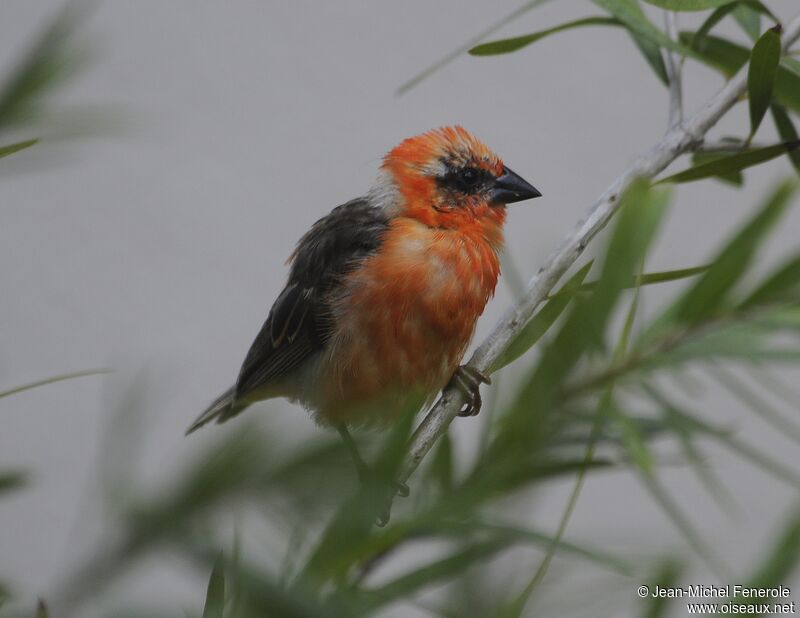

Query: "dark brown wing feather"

xmin=233 ymin=198 xmax=389 ymax=401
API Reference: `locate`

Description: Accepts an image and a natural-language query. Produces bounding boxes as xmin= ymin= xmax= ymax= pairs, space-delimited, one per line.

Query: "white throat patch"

xmin=367 ymin=169 xmax=403 ymax=217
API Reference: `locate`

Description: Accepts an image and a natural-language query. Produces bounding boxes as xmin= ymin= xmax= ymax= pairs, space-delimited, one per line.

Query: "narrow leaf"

xmin=741 ymin=253 xmax=800 ymax=308
xmin=783 ymin=57 xmax=800 ymax=79
xmin=641 ymin=0 xmax=741 ymax=9
xmin=0 ymin=5 xmax=88 ymax=128
xmin=638 ymin=466 xmax=728 ymax=576
xmin=771 ymin=105 xmax=800 ymax=176
xmin=0 ymin=471 xmax=28 ymax=496
xmin=612 ymin=404 xmax=654 ymax=474
xmin=674 ymin=180 xmax=796 ymax=322
xmin=0 ymin=368 xmax=110 ymax=399
xmin=690 ymin=152 xmax=743 ymax=185
xmin=36 ymin=599 xmax=48 ymax=618
xmin=732 ymin=5 xmax=759 ymax=40
xmin=629 ymin=30 xmax=670 ymax=85
xmin=738 ymin=511 xmax=800 ymax=591
xmin=491 ymin=262 xmax=593 ymax=372
xmin=570 ymin=265 xmax=710 ymax=294
xmin=748 ymin=28 xmax=782 ymax=139
xmin=691 ymin=2 xmax=775 ymax=49
xmin=362 ymin=540 xmax=513 ymax=610
xmin=658 ymin=141 xmax=800 ymax=184
xmin=0 ymin=138 xmax=37 ymax=160
xmin=593 ymin=0 xmax=696 ymax=58
xmin=684 ymin=33 xmax=800 ymax=115
xmin=643 ymin=561 xmax=683 ymax=618
xmin=506 ymin=179 xmax=668 ymax=425
xmin=397 ymin=0 xmax=553 ymax=94
xmin=658 ymin=392 xmax=800 ymax=490
xmin=708 ymin=364 xmax=800 ymax=446
xmin=202 ymin=558 xmax=225 ymax=618
xmin=469 ymin=17 xmax=620 ymax=56
xmin=690 ymin=4 xmax=740 ymax=52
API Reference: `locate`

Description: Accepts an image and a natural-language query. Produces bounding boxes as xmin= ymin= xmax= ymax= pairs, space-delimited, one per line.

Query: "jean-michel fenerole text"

xmin=651 ymin=585 xmax=792 ymax=599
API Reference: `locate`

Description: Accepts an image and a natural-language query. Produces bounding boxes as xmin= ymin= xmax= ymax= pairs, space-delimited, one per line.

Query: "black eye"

xmin=459 ymin=168 xmax=480 ymax=186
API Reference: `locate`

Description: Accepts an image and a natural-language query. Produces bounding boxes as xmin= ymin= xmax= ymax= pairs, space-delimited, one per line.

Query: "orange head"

xmin=377 ymin=126 xmax=541 ymax=229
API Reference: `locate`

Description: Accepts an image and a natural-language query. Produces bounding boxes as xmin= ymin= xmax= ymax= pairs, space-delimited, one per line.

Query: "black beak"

xmin=489 ymin=166 xmax=541 ymax=204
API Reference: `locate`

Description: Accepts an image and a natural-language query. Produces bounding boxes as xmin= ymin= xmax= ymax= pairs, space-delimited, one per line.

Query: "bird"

xmin=187 ymin=126 xmax=540 ymax=448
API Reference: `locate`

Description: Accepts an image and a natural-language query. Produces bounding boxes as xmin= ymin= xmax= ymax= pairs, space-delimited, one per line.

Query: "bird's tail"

xmin=185 ymin=386 xmax=245 ymax=435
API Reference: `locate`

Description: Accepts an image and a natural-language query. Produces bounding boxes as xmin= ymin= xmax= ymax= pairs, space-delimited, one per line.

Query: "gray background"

xmin=1 ymin=1 xmax=799 ymax=616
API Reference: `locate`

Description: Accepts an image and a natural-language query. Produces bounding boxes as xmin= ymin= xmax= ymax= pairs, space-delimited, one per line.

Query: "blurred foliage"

xmin=4 ymin=1 xmax=800 ymax=617
xmin=0 ymin=2 xmax=94 ymax=135
xmin=5 ymin=177 xmax=795 ymax=618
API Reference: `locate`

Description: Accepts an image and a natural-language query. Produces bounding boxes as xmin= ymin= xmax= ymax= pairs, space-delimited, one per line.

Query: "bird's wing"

xmin=233 ymin=198 xmax=389 ymax=401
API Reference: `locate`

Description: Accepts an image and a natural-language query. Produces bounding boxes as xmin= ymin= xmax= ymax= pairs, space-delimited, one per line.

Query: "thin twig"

xmin=393 ymin=11 xmax=800 ymax=506
xmin=664 ymin=11 xmax=684 ymax=129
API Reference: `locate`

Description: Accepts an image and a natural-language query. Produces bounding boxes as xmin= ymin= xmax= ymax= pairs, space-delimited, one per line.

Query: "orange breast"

xmin=316 ymin=216 xmax=503 ymax=425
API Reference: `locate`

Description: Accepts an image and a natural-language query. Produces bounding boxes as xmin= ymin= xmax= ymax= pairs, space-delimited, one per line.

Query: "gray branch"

xmin=395 ymin=11 xmax=800 ymax=497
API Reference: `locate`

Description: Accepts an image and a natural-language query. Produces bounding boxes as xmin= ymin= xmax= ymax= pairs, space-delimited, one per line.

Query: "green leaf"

xmin=708 ymin=364 xmax=800 ymax=446
xmin=641 ymin=0 xmax=740 ymax=9
xmin=202 ymin=558 xmax=225 ymax=618
xmin=684 ymin=33 xmax=800 ymax=115
xmin=573 ymin=265 xmax=710 ymax=294
xmin=690 ymin=152 xmax=743 ymax=185
xmin=360 ymin=539 xmax=515 ymax=610
xmin=783 ymin=57 xmax=800 ymax=79
xmin=300 ymin=413 xmax=415 ymax=582
xmin=647 ymin=323 xmax=800 ymax=367
xmin=490 ymin=262 xmax=593 ymax=372
xmin=396 ymin=0 xmax=553 ymax=94
xmin=742 ymin=253 xmax=800 ymax=308
xmin=643 ymin=560 xmax=683 ymax=618
xmin=682 ymin=30 xmax=749 ymax=77
xmin=593 ymin=0 xmax=695 ymax=58
xmin=732 ymin=5 xmax=760 ymax=40
xmin=628 ymin=265 xmax=709 ymax=286
xmin=690 ymin=4 xmax=739 ymax=52
xmin=661 ymin=403 xmax=738 ymax=511
xmin=496 ymin=392 xmax=612 ymax=618
xmin=611 ymin=404 xmax=654 ymax=474
xmin=467 ymin=521 xmax=633 ymax=573
xmin=691 ymin=2 xmax=774 ymax=50
xmin=736 ymin=511 xmax=800 ymax=593
xmin=0 ymin=5 xmax=88 ymax=129
xmin=469 ymin=17 xmax=621 ymax=56
xmin=637 ymin=458 xmax=728 ymax=575
xmin=673 ymin=180 xmax=796 ymax=322
xmin=36 ymin=599 xmax=48 ymax=618
xmin=0 ymin=471 xmax=28 ymax=496
xmin=501 ymin=179 xmax=669 ymax=447
xmin=657 ymin=391 xmax=800 ymax=490
xmin=658 ymin=142 xmax=800 ymax=184
xmin=629 ymin=30 xmax=671 ymax=85
xmin=0 ymin=138 xmax=37 ymax=160
xmin=771 ymin=105 xmax=800 ymax=176
xmin=748 ymin=28 xmax=782 ymax=139
xmin=0 ymin=368 xmax=110 ymax=399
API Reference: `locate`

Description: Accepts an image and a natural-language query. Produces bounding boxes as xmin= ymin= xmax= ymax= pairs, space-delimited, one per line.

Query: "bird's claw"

xmin=449 ymin=365 xmax=491 ymax=417
xmin=394 ymin=480 xmax=410 ymax=497
xmin=374 ymin=480 xmax=409 ymax=527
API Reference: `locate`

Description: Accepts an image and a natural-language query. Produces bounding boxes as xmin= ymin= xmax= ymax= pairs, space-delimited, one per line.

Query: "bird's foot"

xmin=449 ymin=365 xmax=491 ymax=417
xmin=336 ymin=424 xmax=408 ymax=526
xmin=372 ymin=477 xmax=409 ymax=527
